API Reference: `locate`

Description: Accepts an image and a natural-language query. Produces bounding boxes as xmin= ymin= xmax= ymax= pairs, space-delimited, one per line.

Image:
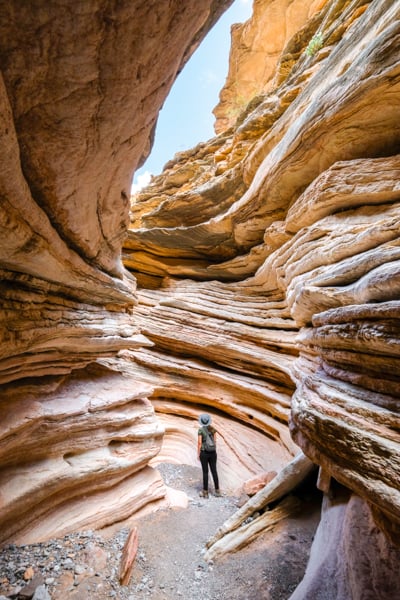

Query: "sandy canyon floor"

xmin=0 ymin=463 xmax=321 ymax=600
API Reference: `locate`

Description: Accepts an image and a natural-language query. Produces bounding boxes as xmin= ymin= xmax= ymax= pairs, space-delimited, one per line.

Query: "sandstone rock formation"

xmin=213 ymin=0 xmax=328 ymax=133
xmin=1 ymin=0 xmax=400 ymax=597
xmin=126 ymin=0 xmax=400 ymax=594
xmin=290 ymin=491 xmax=400 ymax=599
xmin=0 ymin=0 xmax=234 ymax=544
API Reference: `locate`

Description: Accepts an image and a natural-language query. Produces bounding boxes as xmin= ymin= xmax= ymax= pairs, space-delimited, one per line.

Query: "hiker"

xmin=197 ymin=413 xmax=221 ymax=498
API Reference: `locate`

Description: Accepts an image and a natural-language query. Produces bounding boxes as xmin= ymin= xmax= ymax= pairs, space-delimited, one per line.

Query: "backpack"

xmin=202 ymin=426 xmax=216 ymax=452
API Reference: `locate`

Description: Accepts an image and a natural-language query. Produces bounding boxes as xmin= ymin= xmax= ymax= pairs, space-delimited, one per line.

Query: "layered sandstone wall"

xmin=127 ymin=0 xmax=400 ymax=593
xmin=0 ymin=0 xmax=234 ymax=544
xmin=1 ymin=0 xmax=400 ymax=594
xmin=213 ymin=0 xmax=328 ymax=133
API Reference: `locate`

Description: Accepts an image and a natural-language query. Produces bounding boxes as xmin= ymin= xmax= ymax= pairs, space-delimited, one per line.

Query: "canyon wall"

xmin=1 ymin=0 xmax=400 ymax=595
xmin=126 ymin=0 xmax=400 ymax=594
xmin=213 ymin=0 xmax=328 ymax=133
xmin=0 ymin=0 xmax=234 ymax=544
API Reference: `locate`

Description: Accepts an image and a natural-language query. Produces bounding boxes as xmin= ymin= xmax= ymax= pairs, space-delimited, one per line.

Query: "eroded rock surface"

xmin=213 ymin=0 xmax=327 ymax=133
xmin=0 ymin=0 xmax=234 ymax=544
xmin=126 ymin=0 xmax=400 ymax=595
xmin=290 ymin=491 xmax=400 ymax=600
xmin=1 ymin=0 xmax=400 ymax=596
xmin=0 ymin=364 xmax=165 ymax=544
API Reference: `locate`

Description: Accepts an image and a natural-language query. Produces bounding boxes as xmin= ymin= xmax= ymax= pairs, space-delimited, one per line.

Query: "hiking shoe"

xmin=199 ymin=490 xmax=209 ymax=498
xmin=214 ymin=490 xmax=221 ymax=497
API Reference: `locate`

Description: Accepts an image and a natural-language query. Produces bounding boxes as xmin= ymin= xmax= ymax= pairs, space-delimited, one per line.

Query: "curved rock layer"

xmin=0 ymin=0 xmax=234 ymax=544
xmin=0 ymin=364 xmax=165 ymax=544
xmin=150 ymin=411 xmax=291 ymax=494
xmin=1 ymin=1 xmax=400 ymax=595
xmin=126 ymin=0 xmax=400 ymax=590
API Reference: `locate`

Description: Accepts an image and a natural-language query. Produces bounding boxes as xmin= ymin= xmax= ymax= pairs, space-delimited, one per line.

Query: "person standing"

xmin=197 ymin=413 xmax=221 ymax=498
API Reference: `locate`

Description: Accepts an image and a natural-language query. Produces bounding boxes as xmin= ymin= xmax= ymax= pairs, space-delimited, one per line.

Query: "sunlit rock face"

xmin=0 ymin=365 xmax=165 ymax=545
xmin=127 ymin=0 xmax=400 ymax=593
xmin=0 ymin=0 xmax=234 ymax=544
xmin=213 ymin=0 xmax=327 ymax=133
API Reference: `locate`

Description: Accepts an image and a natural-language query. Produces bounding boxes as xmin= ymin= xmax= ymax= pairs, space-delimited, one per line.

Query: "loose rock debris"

xmin=0 ymin=463 xmax=321 ymax=599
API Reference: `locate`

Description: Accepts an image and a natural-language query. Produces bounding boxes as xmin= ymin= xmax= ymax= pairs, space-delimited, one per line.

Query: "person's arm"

xmin=197 ymin=433 xmax=202 ymax=459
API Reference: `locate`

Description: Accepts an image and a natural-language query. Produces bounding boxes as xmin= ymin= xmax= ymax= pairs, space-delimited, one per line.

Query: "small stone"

xmin=19 ymin=574 xmax=45 ymax=598
xmin=63 ymin=558 xmax=74 ymax=568
xmin=23 ymin=566 xmax=35 ymax=580
xmin=55 ymin=571 xmax=74 ymax=592
xmin=82 ymin=543 xmax=108 ymax=570
xmin=32 ymin=585 xmax=51 ymax=600
xmin=74 ymin=564 xmax=86 ymax=575
xmin=80 ymin=530 xmax=94 ymax=539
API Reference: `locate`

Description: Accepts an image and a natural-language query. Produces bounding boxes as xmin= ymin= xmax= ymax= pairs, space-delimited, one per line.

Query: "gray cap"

xmin=199 ymin=413 xmax=211 ymax=426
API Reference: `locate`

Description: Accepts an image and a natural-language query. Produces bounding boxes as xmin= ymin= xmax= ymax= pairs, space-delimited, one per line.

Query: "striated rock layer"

xmin=213 ymin=0 xmax=327 ymax=133
xmin=1 ymin=0 xmax=400 ymax=594
xmin=127 ymin=0 xmax=400 ymax=595
xmin=0 ymin=0 xmax=234 ymax=544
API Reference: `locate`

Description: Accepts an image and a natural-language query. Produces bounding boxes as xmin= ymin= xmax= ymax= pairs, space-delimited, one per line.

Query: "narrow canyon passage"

xmin=0 ymin=0 xmax=400 ymax=599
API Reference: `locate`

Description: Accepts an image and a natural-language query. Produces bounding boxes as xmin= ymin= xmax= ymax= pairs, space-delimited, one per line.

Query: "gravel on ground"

xmin=0 ymin=463 xmax=321 ymax=600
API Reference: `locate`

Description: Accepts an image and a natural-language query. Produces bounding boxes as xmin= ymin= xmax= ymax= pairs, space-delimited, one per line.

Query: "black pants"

xmin=200 ymin=450 xmax=219 ymax=491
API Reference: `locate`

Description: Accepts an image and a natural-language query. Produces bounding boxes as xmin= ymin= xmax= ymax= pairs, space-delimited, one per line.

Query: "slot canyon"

xmin=0 ymin=0 xmax=399 ymax=598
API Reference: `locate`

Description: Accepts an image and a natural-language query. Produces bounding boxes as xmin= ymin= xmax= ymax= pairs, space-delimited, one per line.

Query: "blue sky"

xmin=132 ymin=0 xmax=253 ymax=191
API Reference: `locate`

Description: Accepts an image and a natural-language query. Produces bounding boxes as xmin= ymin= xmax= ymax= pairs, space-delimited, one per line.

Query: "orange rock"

xmin=53 ymin=571 xmax=75 ymax=598
xmin=243 ymin=471 xmax=277 ymax=496
xmin=23 ymin=566 xmax=34 ymax=581
xmin=82 ymin=542 xmax=108 ymax=571
xmin=119 ymin=527 xmax=139 ymax=586
xmin=213 ymin=0 xmax=324 ymax=133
